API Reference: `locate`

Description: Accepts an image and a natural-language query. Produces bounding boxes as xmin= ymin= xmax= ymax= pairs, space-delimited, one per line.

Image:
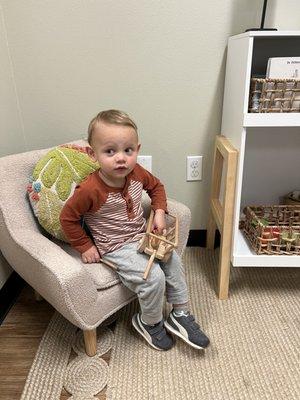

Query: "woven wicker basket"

xmin=241 ymin=205 xmax=300 ymax=255
xmin=249 ymin=78 xmax=300 ymax=113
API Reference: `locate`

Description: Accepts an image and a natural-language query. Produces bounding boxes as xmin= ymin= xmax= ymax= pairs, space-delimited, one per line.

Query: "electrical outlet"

xmin=138 ymin=155 xmax=152 ymax=172
xmin=187 ymin=156 xmax=203 ymax=181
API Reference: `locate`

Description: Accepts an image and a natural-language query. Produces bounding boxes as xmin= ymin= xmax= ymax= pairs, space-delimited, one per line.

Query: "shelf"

xmin=231 ymin=31 xmax=300 ymax=41
xmin=232 ymin=230 xmax=300 ymax=267
xmin=222 ymin=32 xmax=300 ymax=275
xmin=244 ymin=113 xmax=300 ymax=127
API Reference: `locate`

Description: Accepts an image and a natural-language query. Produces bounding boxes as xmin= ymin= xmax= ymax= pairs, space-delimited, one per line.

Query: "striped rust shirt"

xmin=60 ymin=164 xmax=167 ymax=256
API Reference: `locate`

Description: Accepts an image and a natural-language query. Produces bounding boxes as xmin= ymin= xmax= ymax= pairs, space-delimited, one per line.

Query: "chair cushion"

xmin=27 ymin=144 xmax=99 ymax=241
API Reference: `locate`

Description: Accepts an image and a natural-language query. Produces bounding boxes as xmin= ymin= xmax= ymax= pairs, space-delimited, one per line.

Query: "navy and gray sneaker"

xmin=164 ymin=310 xmax=210 ymax=350
xmin=132 ymin=313 xmax=174 ymax=351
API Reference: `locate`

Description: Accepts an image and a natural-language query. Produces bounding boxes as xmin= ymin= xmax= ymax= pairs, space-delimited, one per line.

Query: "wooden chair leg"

xmin=218 ymin=231 xmax=231 ymax=300
xmin=83 ymin=329 xmax=97 ymax=356
xmin=206 ymin=210 xmax=217 ymax=249
xmin=217 ymin=146 xmax=237 ymax=300
xmin=207 ymin=135 xmax=238 ymax=300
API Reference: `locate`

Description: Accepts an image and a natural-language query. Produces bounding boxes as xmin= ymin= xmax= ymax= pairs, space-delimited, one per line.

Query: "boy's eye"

xmin=125 ymin=148 xmax=133 ymax=154
xmin=106 ymin=149 xmax=115 ymax=155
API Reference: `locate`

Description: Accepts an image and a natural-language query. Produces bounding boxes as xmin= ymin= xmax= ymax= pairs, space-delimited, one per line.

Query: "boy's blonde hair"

xmin=87 ymin=109 xmax=138 ymax=145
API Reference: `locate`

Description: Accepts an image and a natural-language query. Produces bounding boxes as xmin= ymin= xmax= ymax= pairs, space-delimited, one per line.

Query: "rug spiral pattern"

xmin=64 ymin=356 xmax=108 ymax=395
xmin=21 ymin=248 xmax=300 ymax=400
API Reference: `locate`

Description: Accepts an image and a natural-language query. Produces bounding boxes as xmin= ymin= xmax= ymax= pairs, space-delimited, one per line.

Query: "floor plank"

xmin=0 ymin=284 xmax=110 ymax=399
xmin=0 ymin=284 xmax=54 ymax=400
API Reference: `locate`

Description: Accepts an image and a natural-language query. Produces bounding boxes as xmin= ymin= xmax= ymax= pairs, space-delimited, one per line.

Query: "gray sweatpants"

xmin=104 ymin=241 xmax=189 ymax=325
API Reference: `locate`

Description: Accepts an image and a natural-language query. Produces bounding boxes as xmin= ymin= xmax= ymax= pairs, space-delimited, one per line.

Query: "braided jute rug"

xmin=21 ymin=309 xmax=116 ymax=399
xmin=20 ymin=248 xmax=299 ymax=399
xmin=106 ymin=247 xmax=300 ymax=400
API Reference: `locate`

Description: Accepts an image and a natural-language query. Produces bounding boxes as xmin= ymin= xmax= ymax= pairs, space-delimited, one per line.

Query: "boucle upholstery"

xmin=0 ymin=140 xmax=191 ymax=330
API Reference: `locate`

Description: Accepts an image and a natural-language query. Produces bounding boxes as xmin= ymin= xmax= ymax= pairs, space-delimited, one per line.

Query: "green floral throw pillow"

xmin=27 ymin=144 xmax=99 ymax=241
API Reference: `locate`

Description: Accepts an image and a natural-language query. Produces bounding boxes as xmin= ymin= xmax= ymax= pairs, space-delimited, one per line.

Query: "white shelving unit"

xmin=244 ymin=113 xmax=300 ymax=127
xmin=221 ymin=31 xmax=300 ymax=268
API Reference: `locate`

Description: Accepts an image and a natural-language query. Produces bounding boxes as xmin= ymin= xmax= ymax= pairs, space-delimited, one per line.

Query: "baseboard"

xmin=0 ymin=230 xmax=219 ymax=326
xmin=187 ymin=229 xmax=220 ymax=248
xmin=0 ymin=272 xmax=25 ymax=325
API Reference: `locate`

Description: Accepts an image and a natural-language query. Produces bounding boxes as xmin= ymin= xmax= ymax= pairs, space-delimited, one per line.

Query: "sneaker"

xmin=132 ymin=313 xmax=174 ymax=351
xmin=164 ymin=310 xmax=210 ymax=350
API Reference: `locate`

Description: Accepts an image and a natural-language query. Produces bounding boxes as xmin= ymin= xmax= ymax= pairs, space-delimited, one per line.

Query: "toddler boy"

xmin=60 ymin=110 xmax=209 ymax=351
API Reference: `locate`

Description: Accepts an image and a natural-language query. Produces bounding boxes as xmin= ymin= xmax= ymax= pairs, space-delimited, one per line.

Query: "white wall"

xmin=0 ymin=3 xmax=25 ymax=156
xmin=0 ymin=0 xmax=265 ymax=226
xmin=267 ymin=0 xmax=300 ymax=30
xmin=1 ymin=0 xmax=300 ymax=287
xmin=0 ymin=3 xmax=24 ymax=287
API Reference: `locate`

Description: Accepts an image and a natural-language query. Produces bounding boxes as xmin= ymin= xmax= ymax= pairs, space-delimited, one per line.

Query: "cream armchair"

xmin=0 ymin=142 xmax=191 ymax=356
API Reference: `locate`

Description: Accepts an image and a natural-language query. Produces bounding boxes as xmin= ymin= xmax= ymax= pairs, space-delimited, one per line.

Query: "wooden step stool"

xmin=206 ymin=135 xmax=238 ymax=300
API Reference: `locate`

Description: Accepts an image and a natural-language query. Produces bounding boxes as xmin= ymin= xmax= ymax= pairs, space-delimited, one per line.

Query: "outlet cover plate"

xmin=138 ymin=155 xmax=152 ymax=172
xmin=187 ymin=156 xmax=203 ymax=181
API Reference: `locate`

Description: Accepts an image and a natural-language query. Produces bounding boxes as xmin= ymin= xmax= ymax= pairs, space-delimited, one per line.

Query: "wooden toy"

xmin=100 ymin=257 xmax=119 ymax=271
xmin=137 ymin=210 xmax=179 ymax=280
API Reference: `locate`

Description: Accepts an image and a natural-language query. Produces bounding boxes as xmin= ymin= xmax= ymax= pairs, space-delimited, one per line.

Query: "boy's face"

xmin=91 ymin=121 xmax=141 ymax=187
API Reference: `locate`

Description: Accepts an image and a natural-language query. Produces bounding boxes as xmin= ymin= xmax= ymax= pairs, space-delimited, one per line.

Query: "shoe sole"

xmin=164 ymin=319 xmax=207 ymax=350
xmin=132 ymin=314 xmax=164 ymax=351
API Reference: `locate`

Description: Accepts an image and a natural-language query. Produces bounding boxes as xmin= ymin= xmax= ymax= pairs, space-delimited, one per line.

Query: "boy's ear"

xmin=86 ymin=146 xmax=97 ymax=162
xmin=137 ymin=143 xmax=141 ymax=152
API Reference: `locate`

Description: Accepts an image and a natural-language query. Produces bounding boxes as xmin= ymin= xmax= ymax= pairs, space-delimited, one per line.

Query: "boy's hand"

xmin=82 ymin=245 xmax=100 ymax=264
xmin=152 ymin=209 xmax=167 ymax=235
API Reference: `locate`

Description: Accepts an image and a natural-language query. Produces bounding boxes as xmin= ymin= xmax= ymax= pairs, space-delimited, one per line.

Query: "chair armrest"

xmin=166 ymin=198 xmax=191 ymax=256
xmin=1 ymin=225 xmax=98 ymax=328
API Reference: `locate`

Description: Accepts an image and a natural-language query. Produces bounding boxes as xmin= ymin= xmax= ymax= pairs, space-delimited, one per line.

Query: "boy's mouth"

xmin=114 ymin=166 xmax=127 ymax=172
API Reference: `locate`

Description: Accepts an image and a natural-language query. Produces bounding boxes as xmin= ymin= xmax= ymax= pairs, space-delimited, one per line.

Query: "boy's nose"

xmin=116 ymin=153 xmax=126 ymax=163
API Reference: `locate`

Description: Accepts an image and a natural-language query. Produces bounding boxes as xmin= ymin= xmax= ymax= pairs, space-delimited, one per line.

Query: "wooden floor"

xmin=0 ymin=284 xmax=109 ymax=399
xmin=0 ymin=284 xmax=54 ymax=399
